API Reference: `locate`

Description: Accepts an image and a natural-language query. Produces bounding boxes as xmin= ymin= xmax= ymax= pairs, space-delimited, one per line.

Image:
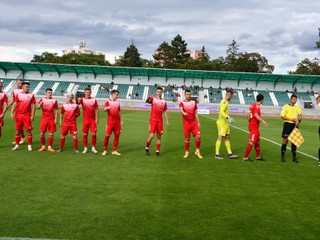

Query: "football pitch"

xmin=0 ymin=109 xmax=319 ymax=240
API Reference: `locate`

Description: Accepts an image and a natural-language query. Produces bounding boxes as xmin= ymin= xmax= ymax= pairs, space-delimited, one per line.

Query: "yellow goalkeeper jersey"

xmin=217 ymin=99 xmax=229 ymax=125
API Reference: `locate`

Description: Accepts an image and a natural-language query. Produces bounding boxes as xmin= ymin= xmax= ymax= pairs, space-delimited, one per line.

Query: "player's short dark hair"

xmin=111 ymin=89 xmax=119 ymax=95
xmin=156 ymin=87 xmax=163 ymax=91
xmin=185 ymin=89 xmax=191 ymax=93
xmin=46 ymin=88 xmax=53 ymax=92
xmin=291 ymin=94 xmax=298 ymax=99
xmin=84 ymin=87 xmax=91 ymax=91
xmin=256 ymin=94 xmax=264 ymax=102
xmin=226 ymin=88 xmax=234 ymax=94
xmin=22 ymin=81 xmax=30 ymax=86
xmin=316 ymin=96 xmax=320 ymax=101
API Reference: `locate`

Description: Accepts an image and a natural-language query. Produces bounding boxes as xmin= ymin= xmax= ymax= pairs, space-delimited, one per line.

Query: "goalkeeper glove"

xmin=227 ymin=116 xmax=235 ymax=124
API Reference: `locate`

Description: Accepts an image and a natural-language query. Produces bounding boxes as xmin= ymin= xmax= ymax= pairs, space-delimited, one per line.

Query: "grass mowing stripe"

xmin=200 ymin=114 xmax=318 ymax=161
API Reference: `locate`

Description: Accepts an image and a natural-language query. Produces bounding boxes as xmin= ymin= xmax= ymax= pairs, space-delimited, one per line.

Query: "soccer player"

xmin=145 ymin=87 xmax=169 ymax=156
xmin=243 ymin=94 xmax=268 ymax=161
xmin=280 ymin=94 xmax=302 ymax=163
xmin=102 ymin=89 xmax=123 ymax=156
xmin=11 ymin=82 xmax=36 ymax=151
xmin=317 ymin=95 xmax=320 ymax=165
xmin=37 ymin=88 xmax=58 ymax=152
xmin=76 ymin=87 xmax=99 ymax=154
xmin=58 ymin=93 xmax=80 ymax=153
xmin=8 ymin=79 xmax=26 ymax=144
xmin=179 ymin=89 xmax=202 ymax=159
xmin=0 ymin=82 xmax=8 ymax=138
xmin=215 ymin=88 xmax=238 ymax=160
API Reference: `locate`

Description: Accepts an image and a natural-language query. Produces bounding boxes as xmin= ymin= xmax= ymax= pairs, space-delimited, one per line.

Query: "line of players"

xmin=0 ymin=79 xmax=122 ymax=155
xmin=0 ymin=79 xmax=319 ymax=163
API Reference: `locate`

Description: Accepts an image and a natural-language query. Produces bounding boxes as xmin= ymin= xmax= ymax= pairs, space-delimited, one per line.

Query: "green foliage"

xmin=31 ymin=51 xmax=60 ymax=63
xmin=0 ymin=110 xmax=319 ymax=239
xmin=115 ymin=43 xmax=143 ymax=67
xmin=289 ymin=58 xmax=320 ymax=75
xmin=153 ymin=41 xmax=173 ymax=68
xmin=31 ymin=52 xmax=111 ymax=66
xmin=154 ymin=35 xmax=190 ymax=69
xmin=315 ymin=27 xmax=320 ymax=49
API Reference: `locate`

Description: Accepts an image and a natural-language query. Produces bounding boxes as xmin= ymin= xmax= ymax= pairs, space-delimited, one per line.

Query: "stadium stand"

xmin=0 ymin=62 xmax=319 ymax=108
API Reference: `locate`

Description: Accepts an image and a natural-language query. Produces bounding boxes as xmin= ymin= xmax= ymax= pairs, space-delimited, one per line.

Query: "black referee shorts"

xmin=282 ymin=122 xmax=296 ymax=138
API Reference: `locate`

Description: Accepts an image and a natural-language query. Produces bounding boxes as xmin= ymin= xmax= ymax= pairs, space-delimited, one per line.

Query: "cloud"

xmin=0 ymin=0 xmax=320 ymax=73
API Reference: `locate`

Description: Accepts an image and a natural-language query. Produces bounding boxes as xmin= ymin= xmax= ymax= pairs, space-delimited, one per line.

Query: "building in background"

xmin=63 ymin=40 xmax=104 ymax=55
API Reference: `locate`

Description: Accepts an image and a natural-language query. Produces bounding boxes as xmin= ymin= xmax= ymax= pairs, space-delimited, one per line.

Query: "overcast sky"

xmin=0 ymin=0 xmax=319 ymax=74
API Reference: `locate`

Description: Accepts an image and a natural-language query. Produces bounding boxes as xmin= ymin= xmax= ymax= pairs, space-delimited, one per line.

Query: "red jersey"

xmin=248 ymin=102 xmax=261 ymax=129
xmin=104 ymin=99 xmax=120 ymax=123
xmin=61 ymin=102 xmax=80 ymax=125
xmin=0 ymin=91 xmax=8 ymax=114
xmin=179 ymin=100 xmax=198 ymax=123
xmin=148 ymin=97 xmax=167 ymax=122
xmin=79 ymin=97 xmax=98 ymax=121
xmin=15 ymin=92 xmax=36 ymax=114
xmin=13 ymin=88 xmax=23 ymax=101
xmin=39 ymin=97 xmax=58 ymax=120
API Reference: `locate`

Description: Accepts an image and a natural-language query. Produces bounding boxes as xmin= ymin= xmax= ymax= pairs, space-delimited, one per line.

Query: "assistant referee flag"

xmin=288 ymin=128 xmax=304 ymax=148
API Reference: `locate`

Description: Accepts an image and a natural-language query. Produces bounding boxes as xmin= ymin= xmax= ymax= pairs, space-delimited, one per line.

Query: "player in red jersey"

xmin=8 ymin=79 xmax=26 ymax=144
xmin=179 ymin=89 xmax=202 ymax=159
xmin=76 ymin=87 xmax=99 ymax=154
xmin=145 ymin=87 xmax=169 ymax=156
xmin=57 ymin=93 xmax=80 ymax=153
xmin=11 ymin=82 xmax=36 ymax=151
xmin=0 ymin=82 xmax=8 ymax=139
xmin=243 ymin=94 xmax=268 ymax=161
xmin=37 ymin=88 xmax=58 ymax=152
xmin=102 ymin=89 xmax=123 ymax=156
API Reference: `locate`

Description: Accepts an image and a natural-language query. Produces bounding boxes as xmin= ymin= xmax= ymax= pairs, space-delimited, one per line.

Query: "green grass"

xmin=0 ymin=110 xmax=319 ymax=240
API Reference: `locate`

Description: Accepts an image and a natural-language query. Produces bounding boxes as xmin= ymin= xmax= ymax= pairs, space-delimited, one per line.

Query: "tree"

xmin=170 ymin=34 xmax=190 ymax=68
xmin=153 ymin=41 xmax=173 ymax=68
xmin=200 ymin=46 xmax=210 ymax=62
xmin=315 ymin=28 xmax=320 ymax=49
xmin=31 ymin=52 xmax=60 ymax=63
xmin=289 ymin=58 xmax=320 ymax=75
xmin=60 ymin=53 xmax=110 ymax=65
xmin=31 ymin=52 xmax=110 ymax=65
xmin=225 ymin=39 xmax=240 ymax=71
xmin=115 ymin=43 xmax=143 ymax=67
xmin=236 ymin=52 xmax=274 ymax=73
xmin=153 ymin=34 xmax=190 ymax=69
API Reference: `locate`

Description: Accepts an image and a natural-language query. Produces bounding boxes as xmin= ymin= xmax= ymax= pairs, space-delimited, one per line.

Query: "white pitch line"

xmin=200 ymin=115 xmax=318 ymax=161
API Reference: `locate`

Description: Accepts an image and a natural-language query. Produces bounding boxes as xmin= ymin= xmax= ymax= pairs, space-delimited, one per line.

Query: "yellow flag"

xmin=288 ymin=128 xmax=304 ymax=148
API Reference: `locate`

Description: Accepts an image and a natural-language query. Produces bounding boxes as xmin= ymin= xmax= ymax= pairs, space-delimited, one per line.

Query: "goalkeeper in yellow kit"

xmin=215 ymin=88 xmax=238 ymax=160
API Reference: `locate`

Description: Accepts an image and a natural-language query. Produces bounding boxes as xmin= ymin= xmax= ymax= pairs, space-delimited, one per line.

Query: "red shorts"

xmin=106 ymin=122 xmax=121 ymax=135
xmin=249 ymin=128 xmax=260 ymax=143
xmin=61 ymin=124 xmax=78 ymax=136
xmin=183 ymin=121 xmax=200 ymax=138
xmin=82 ymin=119 xmax=97 ymax=133
xmin=40 ymin=119 xmax=56 ymax=133
xmin=149 ymin=120 xmax=163 ymax=135
xmin=15 ymin=113 xmax=32 ymax=131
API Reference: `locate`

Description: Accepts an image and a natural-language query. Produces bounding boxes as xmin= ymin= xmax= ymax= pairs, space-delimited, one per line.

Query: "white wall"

xmin=167 ymin=77 xmax=184 ymax=86
xmin=0 ymin=70 xmax=22 ymax=79
xmin=220 ymin=80 xmax=238 ymax=89
xmin=184 ymin=78 xmax=202 ymax=87
xmin=256 ymin=81 xmax=274 ymax=91
xmin=202 ymin=79 xmax=220 ymax=88
xmin=149 ymin=77 xmax=167 ymax=86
